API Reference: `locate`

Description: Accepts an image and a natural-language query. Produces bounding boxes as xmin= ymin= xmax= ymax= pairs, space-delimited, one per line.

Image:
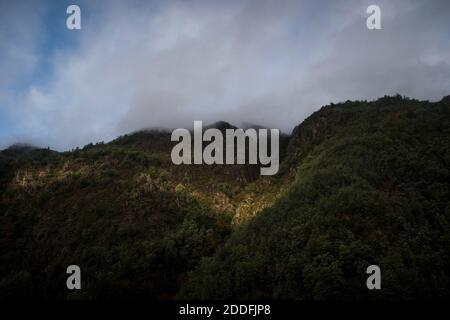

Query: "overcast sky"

xmin=1 ymin=0 xmax=449 ymax=150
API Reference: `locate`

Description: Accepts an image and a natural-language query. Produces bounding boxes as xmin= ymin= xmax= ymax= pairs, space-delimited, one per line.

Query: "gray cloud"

xmin=2 ymin=0 xmax=450 ymax=150
xmin=0 ymin=1 xmax=44 ymax=88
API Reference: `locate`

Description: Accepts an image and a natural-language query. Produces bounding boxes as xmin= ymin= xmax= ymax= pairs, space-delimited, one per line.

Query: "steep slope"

xmin=1 ymin=95 xmax=449 ymax=299
xmin=0 ymin=124 xmax=286 ymax=298
xmin=0 ymin=143 xmax=230 ymax=298
xmin=178 ymin=96 xmax=450 ymax=299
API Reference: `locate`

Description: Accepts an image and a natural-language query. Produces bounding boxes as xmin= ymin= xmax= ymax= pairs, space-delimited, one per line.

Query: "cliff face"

xmin=1 ymin=95 xmax=449 ymax=299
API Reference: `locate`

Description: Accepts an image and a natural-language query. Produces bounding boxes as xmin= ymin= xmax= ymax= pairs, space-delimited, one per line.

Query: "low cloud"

xmin=1 ymin=0 xmax=450 ymax=150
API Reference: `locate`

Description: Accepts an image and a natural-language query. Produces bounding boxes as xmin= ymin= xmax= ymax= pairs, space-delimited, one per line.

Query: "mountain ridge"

xmin=1 ymin=94 xmax=449 ymax=299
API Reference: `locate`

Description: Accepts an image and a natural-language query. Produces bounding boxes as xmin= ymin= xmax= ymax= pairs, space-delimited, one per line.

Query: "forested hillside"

xmin=180 ymin=95 xmax=450 ymax=299
xmin=1 ymin=95 xmax=449 ymax=299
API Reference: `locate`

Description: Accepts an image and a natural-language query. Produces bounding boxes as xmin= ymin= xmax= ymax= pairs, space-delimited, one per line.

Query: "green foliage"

xmin=175 ymin=183 xmax=186 ymax=194
xmin=178 ymin=97 xmax=450 ymax=299
xmin=1 ymin=96 xmax=449 ymax=299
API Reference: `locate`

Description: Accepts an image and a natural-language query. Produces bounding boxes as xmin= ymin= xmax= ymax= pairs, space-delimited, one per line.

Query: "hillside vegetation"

xmin=0 ymin=95 xmax=449 ymax=299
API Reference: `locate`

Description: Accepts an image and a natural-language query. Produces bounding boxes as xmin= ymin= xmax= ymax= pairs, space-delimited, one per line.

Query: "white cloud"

xmin=2 ymin=0 xmax=450 ymax=150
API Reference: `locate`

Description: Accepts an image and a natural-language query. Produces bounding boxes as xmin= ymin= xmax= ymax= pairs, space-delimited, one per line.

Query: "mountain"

xmin=0 ymin=95 xmax=449 ymax=299
xmin=179 ymin=95 xmax=450 ymax=299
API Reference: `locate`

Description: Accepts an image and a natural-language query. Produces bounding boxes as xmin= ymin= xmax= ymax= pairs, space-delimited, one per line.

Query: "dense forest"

xmin=0 ymin=95 xmax=449 ymax=299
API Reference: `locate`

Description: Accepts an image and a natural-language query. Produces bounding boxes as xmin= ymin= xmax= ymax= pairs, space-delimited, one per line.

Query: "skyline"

xmin=1 ymin=0 xmax=450 ymax=151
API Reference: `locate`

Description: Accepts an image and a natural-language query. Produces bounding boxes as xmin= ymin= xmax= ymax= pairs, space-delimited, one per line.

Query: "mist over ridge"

xmin=1 ymin=0 xmax=450 ymax=151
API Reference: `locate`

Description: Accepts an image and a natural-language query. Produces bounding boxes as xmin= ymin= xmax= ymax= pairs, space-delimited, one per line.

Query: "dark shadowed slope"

xmin=178 ymin=95 xmax=450 ymax=299
xmin=1 ymin=95 xmax=449 ymax=299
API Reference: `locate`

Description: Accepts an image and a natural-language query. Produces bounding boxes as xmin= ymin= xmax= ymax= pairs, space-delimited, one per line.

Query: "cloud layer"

xmin=1 ymin=0 xmax=450 ymax=150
